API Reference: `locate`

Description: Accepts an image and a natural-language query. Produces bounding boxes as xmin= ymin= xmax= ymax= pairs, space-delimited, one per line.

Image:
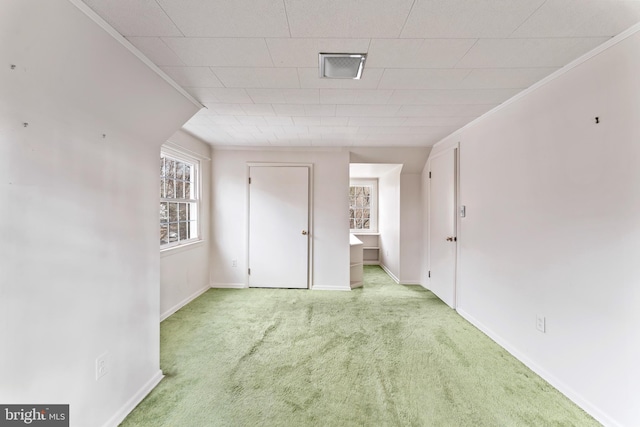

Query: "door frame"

xmin=246 ymin=162 xmax=314 ymax=289
xmin=427 ymin=143 xmax=460 ymax=308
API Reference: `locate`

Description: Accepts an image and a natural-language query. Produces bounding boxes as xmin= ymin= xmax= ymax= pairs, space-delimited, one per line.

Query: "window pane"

xmin=179 ymin=203 xmax=187 ymax=221
xmin=169 ymin=223 xmax=178 ymax=242
xmin=355 ymin=219 xmax=362 ymax=229
xmin=160 ymin=225 xmax=168 ymax=245
xmin=176 ymin=162 xmax=185 ymax=180
xmin=169 ymin=203 xmax=178 ymax=222
xmin=176 ymin=180 xmax=184 ymax=199
xmin=350 ymin=219 xmax=355 ymax=229
xmin=184 ymin=165 xmax=191 ymax=181
xmin=160 ymin=202 xmax=168 ymax=223
xmin=363 ymin=219 xmax=370 ymax=229
xmin=166 ymin=159 xmax=176 ymax=178
xmin=185 ymin=181 xmax=191 ymax=199
xmin=179 ymin=222 xmax=188 ymax=241
xmin=165 ymin=179 xmax=175 ymax=198
xmin=160 ymin=157 xmax=165 ymax=177
xmin=160 ymin=178 xmax=165 ymax=198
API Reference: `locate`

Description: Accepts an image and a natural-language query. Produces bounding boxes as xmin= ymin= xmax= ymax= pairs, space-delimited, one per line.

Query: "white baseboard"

xmin=101 ymin=370 xmax=164 ymax=427
xmin=312 ymin=284 xmax=351 ymax=291
xmin=160 ymin=285 xmax=209 ymax=322
xmin=400 ymin=280 xmax=421 ymax=285
xmin=457 ymin=308 xmax=621 ymax=427
xmin=380 ymin=264 xmax=399 ymax=283
xmin=211 ymin=282 xmax=247 ymax=289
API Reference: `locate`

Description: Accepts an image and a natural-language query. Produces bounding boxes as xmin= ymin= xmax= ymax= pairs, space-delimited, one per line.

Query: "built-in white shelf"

xmin=353 ymin=233 xmax=380 ymax=265
xmin=350 ymin=234 xmax=364 ymax=289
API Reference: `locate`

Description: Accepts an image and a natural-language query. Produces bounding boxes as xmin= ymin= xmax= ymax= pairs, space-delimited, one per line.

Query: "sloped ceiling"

xmin=82 ymin=0 xmax=640 ymax=147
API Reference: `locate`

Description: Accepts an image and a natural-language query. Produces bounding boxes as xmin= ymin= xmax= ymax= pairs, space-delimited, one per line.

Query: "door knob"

xmin=446 ymin=236 xmax=456 ymax=241
xmin=302 ymin=230 xmax=308 ymax=235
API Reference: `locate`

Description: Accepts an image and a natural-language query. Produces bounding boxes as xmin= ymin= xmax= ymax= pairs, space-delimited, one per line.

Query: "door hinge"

xmin=248 ymin=177 xmax=251 ymax=184
xmin=428 ymin=270 xmax=431 ymax=278
xmin=248 ymin=268 xmax=251 ymax=275
xmin=429 ymin=171 xmax=431 ymax=178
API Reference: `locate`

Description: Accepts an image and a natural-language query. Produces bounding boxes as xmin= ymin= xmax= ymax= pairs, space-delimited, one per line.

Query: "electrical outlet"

xmin=96 ymin=352 xmax=109 ymax=381
xmin=536 ymin=315 xmax=546 ymax=333
xmin=232 ymin=259 xmax=237 ymax=268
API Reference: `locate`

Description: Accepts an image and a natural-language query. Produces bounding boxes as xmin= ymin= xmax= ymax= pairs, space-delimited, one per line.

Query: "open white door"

xmin=249 ymin=166 xmax=309 ymax=288
xmin=428 ymin=148 xmax=457 ymax=308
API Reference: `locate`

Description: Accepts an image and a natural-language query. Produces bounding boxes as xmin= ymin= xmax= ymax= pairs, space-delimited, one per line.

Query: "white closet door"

xmin=249 ymin=166 xmax=309 ymax=288
xmin=429 ymin=149 xmax=457 ymax=308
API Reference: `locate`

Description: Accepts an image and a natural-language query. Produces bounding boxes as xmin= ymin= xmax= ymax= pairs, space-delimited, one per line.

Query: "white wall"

xmin=210 ymin=149 xmax=350 ymax=290
xmin=399 ymin=174 xmax=422 ymax=284
xmin=160 ymin=130 xmax=212 ymax=320
xmin=0 ymin=2 xmax=198 ymax=426
xmin=431 ymin=28 xmax=640 ymax=427
xmin=378 ymin=166 xmax=402 ymax=281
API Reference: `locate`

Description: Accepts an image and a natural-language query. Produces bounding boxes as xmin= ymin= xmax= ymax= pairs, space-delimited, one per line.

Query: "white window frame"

xmin=349 ymin=178 xmax=378 ymax=233
xmin=160 ymin=148 xmax=201 ymax=250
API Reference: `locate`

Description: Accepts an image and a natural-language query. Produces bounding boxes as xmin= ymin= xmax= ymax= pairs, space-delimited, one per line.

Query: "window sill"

xmin=161 ymin=240 xmax=205 ymax=258
xmin=351 ymin=231 xmax=380 ymax=236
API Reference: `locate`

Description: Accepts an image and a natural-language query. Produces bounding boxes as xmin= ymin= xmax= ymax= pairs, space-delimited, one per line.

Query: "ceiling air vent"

xmin=319 ymin=53 xmax=366 ymax=79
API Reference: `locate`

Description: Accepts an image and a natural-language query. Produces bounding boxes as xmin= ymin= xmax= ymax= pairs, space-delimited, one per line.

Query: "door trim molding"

xmin=246 ymin=162 xmax=314 ymax=289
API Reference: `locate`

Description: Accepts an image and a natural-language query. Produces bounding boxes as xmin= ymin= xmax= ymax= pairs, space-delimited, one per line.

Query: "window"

xmin=160 ymin=150 xmax=200 ymax=248
xmin=349 ymin=179 xmax=377 ymax=232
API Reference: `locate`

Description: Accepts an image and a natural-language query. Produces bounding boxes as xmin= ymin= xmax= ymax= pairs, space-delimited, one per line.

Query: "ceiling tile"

xmin=202 ymin=104 xmax=247 ymax=115
xmin=396 ymin=104 xmax=497 ymax=117
xmin=303 ymin=105 xmax=338 ymax=117
xmin=211 ymin=67 xmax=299 ymax=88
xmin=319 ymin=89 xmax=393 ymax=105
xmin=195 ymin=88 xmax=253 ymax=103
xmin=292 ymin=117 xmax=350 ymax=126
xmin=357 ymin=126 xmax=457 ymax=135
xmin=367 ymin=39 xmax=476 ymax=68
xmin=273 ymin=104 xmax=306 ymax=116
xmin=241 ymin=104 xmax=276 ymax=116
xmin=160 ymin=66 xmax=223 ymax=87
xmin=348 ymin=117 xmax=408 ymax=127
xmin=156 ymin=0 xmax=289 ymax=37
xmin=460 ymin=68 xmax=559 ymax=89
xmin=403 ymin=117 xmax=476 ymax=126
xmin=127 ymin=37 xmax=185 ymax=66
xmin=265 ymin=38 xmax=371 ymax=67
xmin=400 ymin=0 xmax=545 ymax=38
xmin=283 ymin=0 xmax=414 ymax=37
xmin=512 ymin=0 xmax=640 ymax=38
xmin=297 ymin=68 xmax=384 ymax=89
xmin=308 ymin=126 xmax=360 ymax=135
xmin=162 ymin=38 xmax=273 ymax=66
xmin=209 ymin=116 xmax=241 ymax=125
xmin=247 ymin=89 xmax=320 ymax=104
xmin=83 ymin=0 xmax=183 ymax=36
xmin=389 ymin=89 xmax=520 ymax=105
xmin=264 ymin=117 xmax=295 ymax=126
xmin=336 ymin=105 xmax=401 ymax=117
xmin=235 ymin=116 xmax=268 ymax=126
xmin=378 ymin=69 xmax=472 ymax=90
xmin=455 ymin=38 xmax=609 ymax=68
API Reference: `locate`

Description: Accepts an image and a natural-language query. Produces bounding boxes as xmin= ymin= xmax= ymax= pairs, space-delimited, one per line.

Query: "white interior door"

xmin=429 ymin=149 xmax=457 ymax=308
xmin=249 ymin=166 xmax=309 ymax=288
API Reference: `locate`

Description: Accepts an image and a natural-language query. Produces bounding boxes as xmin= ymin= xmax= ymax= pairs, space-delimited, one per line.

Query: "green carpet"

xmin=121 ymin=266 xmax=599 ymax=426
